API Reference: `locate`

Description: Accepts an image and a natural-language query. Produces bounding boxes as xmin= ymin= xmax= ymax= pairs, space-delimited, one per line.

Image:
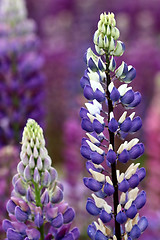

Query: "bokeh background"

xmin=0 ymin=0 xmax=160 ymax=239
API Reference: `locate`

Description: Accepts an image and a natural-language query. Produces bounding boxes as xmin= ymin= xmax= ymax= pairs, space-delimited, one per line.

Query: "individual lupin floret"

xmin=108 ymin=82 xmax=120 ymax=102
xmin=80 ymin=11 xmax=147 ymax=240
xmin=108 ymin=112 xmax=118 ymax=133
xmin=115 ymin=62 xmax=136 ymax=83
xmin=84 ymin=48 xmax=106 ymax=72
xmin=2 ymin=119 xmax=80 ymax=240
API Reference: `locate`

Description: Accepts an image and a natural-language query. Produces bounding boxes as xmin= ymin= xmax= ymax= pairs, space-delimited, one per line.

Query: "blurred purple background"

xmin=1 ymin=0 xmax=160 ymax=239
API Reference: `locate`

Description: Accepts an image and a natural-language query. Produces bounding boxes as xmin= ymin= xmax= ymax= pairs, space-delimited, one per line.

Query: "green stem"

xmin=105 ymin=55 xmax=121 ymax=240
xmin=39 ymin=225 xmax=45 ymax=240
xmin=34 ymin=182 xmax=42 ymax=207
xmin=33 ymin=182 xmax=44 ymax=240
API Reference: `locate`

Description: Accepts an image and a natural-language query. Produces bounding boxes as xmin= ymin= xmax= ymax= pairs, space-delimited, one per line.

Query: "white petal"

xmin=110 ymin=111 xmax=114 ymax=120
xmin=117 ymin=173 xmax=125 ymax=183
xmin=89 ymin=169 xmax=105 ymax=182
xmin=85 ymin=103 xmax=100 ymax=115
xmin=86 ymin=133 xmax=100 ymax=144
xmin=118 ymin=84 xmax=128 ymax=96
xmin=120 ymin=192 xmax=126 ymax=205
xmin=108 ymin=82 xmax=114 ymax=93
xmin=92 ymin=194 xmax=106 ymax=208
xmin=88 ymin=70 xmax=100 ymax=82
xmin=103 ymin=203 xmax=112 ymax=214
xmin=128 ymin=188 xmax=139 ymax=201
xmin=127 ymin=138 xmax=139 ymax=150
xmin=125 ymin=220 xmax=133 ymax=232
xmin=132 ymin=213 xmax=139 ymax=225
xmin=87 ymin=113 xmax=95 ymax=123
xmin=117 ymin=204 xmax=121 ymax=213
xmin=113 ymin=236 xmax=117 ymax=240
xmin=90 ymin=80 xmax=104 ymax=93
xmin=129 ymin=112 xmax=135 ymax=120
xmin=106 ymin=176 xmax=113 ymax=185
xmin=108 ymin=144 xmax=113 ymax=150
xmin=124 ymin=199 xmax=132 ymax=209
xmin=86 ymin=140 xmax=104 ymax=155
xmin=95 ymin=114 xmax=104 ymax=124
xmin=93 ymin=163 xmax=104 ymax=170
xmin=118 ymin=111 xmax=127 ymax=123
xmin=93 ymin=99 xmax=102 ymax=110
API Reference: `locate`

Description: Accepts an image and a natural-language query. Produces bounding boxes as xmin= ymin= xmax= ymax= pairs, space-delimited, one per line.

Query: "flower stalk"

xmin=80 ymin=12 xmax=148 ymax=240
xmin=105 ymin=55 xmax=121 ymax=239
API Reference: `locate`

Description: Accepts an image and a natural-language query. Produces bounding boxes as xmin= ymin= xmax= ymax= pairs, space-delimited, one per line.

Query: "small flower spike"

xmin=2 ymin=119 xmax=79 ymax=240
xmin=80 ymin=12 xmax=147 ymax=240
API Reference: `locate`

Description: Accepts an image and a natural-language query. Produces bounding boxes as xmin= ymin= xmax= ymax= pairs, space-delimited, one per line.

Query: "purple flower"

xmin=0 ymin=0 xmax=45 ymax=146
xmin=2 ymin=119 xmax=79 ymax=240
xmin=80 ymin=12 xmax=147 ymax=240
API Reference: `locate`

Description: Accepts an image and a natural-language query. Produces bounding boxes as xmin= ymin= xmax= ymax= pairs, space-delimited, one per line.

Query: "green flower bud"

xmin=113 ymin=41 xmax=125 ymax=56
xmin=111 ymin=27 xmax=120 ymax=40
xmin=95 ymin=45 xmax=105 ymax=55
xmin=97 ymin=34 xmax=104 ymax=48
xmin=109 ymin=37 xmax=115 ymax=52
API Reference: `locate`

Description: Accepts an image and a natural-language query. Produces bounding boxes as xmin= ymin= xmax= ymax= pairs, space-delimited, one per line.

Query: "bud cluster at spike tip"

xmin=2 ymin=119 xmax=80 ymax=240
xmin=0 ymin=0 xmax=45 ymax=146
xmin=80 ymin=12 xmax=148 ymax=240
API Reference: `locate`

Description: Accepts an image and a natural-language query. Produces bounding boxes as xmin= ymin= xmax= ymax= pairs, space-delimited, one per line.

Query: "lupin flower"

xmin=140 ymin=73 xmax=160 ymax=239
xmin=0 ymin=146 xmax=19 ymax=238
xmin=2 ymin=119 xmax=79 ymax=240
xmin=80 ymin=12 xmax=147 ymax=240
xmin=0 ymin=0 xmax=45 ymax=146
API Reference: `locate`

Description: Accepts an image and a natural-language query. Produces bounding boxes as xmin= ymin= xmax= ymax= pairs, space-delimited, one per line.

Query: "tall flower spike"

xmin=80 ymin=12 xmax=147 ymax=240
xmin=2 ymin=119 xmax=80 ymax=240
xmin=0 ymin=0 xmax=45 ymax=146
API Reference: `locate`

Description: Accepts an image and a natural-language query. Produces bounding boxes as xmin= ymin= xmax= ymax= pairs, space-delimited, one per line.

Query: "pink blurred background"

xmin=1 ymin=0 xmax=160 ymax=239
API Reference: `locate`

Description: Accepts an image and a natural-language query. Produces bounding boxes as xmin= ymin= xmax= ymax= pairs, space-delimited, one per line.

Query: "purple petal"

xmin=103 ymin=182 xmax=115 ymax=196
xmin=51 ymin=186 xmax=63 ymax=204
xmin=118 ymin=149 xmax=130 ymax=163
xmin=92 ymin=119 xmax=104 ymax=134
xmin=51 ymin=213 xmax=63 ymax=228
xmin=119 ymin=117 xmax=132 ymax=132
xmin=7 ymin=228 xmax=23 ymax=240
xmin=86 ymin=199 xmax=100 ymax=216
xmin=116 ymin=211 xmax=127 ymax=224
xmin=106 ymin=149 xmax=117 ymax=164
xmin=15 ymin=206 xmax=28 ymax=222
xmin=118 ymin=179 xmax=129 ymax=192
xmin=63 ymin=208 xmax=75 ymax=224
xmin=83 ymin=177 xmax=103 ymax=191
xmin=100 ymin=210 xmax=112 ymax=223
xmin=126 ymin=204 xmax=137 ymax=219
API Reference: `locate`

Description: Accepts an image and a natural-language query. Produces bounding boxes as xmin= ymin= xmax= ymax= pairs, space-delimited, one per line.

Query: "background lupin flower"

xmin=2 ymin=119 xmax=80 ymax=240
xmin=0 ymin=146 xmax=19 ymax=238
xmin=0 ymin=0 xmax=45 ymax=146
xmin=140 ymin=73 xmax=160 ymax=240
xmin=80 ymin=12 xmax=147 ymax=240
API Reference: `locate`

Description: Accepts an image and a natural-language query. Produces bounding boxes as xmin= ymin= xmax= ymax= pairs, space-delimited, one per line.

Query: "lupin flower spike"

xmin=2 ymin=119 xmax=80 ymax=240
xmin=0 ymin=0 xmax=45 ymax=146
xmin=80 ymin=12 xmax=147 ymax=240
